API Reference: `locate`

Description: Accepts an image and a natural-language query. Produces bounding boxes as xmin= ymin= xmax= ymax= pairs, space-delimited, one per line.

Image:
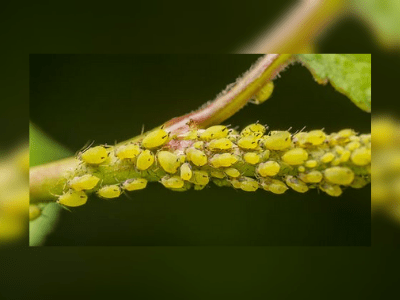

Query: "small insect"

xmin=304 ymin=160 xmax=318 ymax=168
xmin=68 ymin=174 xmax=100 ymax=191
xmin=199 ymin=125 xmax=229 ymax=141
xmin=122 ymin=178 xmax=148 ymax=191
xmin=240 ymin=122 xmax=266 ymax=137
xmin=320 ymin=183 xmax=342 ymax=197
xmin=261 ymin=179 xmax=288 ymax=194
xmin=224 ymin=168 xmax=241 ymax=178
xmin=210 ymin=153 xmax=238 ymax=168
xmin=324 ymin=167 xmax=355 ymax=185
xmin=116 ymin=143 xmax=142 ymax=160
xmin=97 ymin=185 xmax=122 ymax=199
xmin=80 ymin=146 xmax=108 ymax=164
xmin=305 ymin=130 xmax=326 ymax=146
xmin=141 ymin=126 xmax=169 ymax=149
xmin=345 ymin=141 xmax=361 ymax=151
xmin=180 ymin=163 xmax=193 ymax=181
xmin=252 ymin=81 xmax=274 ymax=105
xmin=161 ymin=175 xmax=185 ymax=189
xmin=193 ymin=141 xmax=204 ymax=150
xmin=320 ymin=152 xmax=335 ymax=163
xmin=257 ymin=161 xmax=280 ymax=177
xmin=240 ymin=177 xmax=259 ymax=192
xmin=334 ymin=145 xmax=345 ymax=155
xmin=350 ymin=176 xmax=369 ymax=189
xmin=298 ymin=166 xmax=305 ymax=173
xmin=210 ymin=169 xmax=226 ymax=179
xmin=29 ymin=205 xmax=41 ymax=221
xmin=186 ymin=148 xmax=208 ymax=167
xmin=230 ymin=179 xmax=242 ymax=189
xmin=157 ymin=151 xmax=181 ymax=174
xmin=243 ymin=152 xmax=260 ymax=165
xmin=293 ymin=132 xmax=307 ymax=147
xmin=286 ymin=176 xmax=309 ymax=193
xmin=136 ymin=150 xmax=155 ymax=171
xmin=190 ymin=170 xmax=210 ymax=186
xmin=351 ymin=147 xmax=371 ymax=166
xmin=260 ymin=150 xmax=270 ymax=161
xmin=339 ymin=150 xmax=351 ymax=162
xmin=263 ymin=131 xmax=291 ymax=150
xmin=300 ymin=170 xmax=323 ymax=183
xmin=237 ymin=136 xmax=260 ymax=150
xmin=194 ymin=184 xmax=206 ymax=191
xmin=58 ymin=190 xmax=88 ymax=207
xmin=207 ymin=138 xmax=233 ymax=151
xmin=281 ymin=148 xmax=308 ymax=165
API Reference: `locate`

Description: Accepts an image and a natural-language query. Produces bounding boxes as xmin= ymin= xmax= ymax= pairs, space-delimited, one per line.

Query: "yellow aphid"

xmin=210 ymin=153 xmax=238 ymax=168
xmin=241 ymin=123 xmax=266 ymax=137
xmin=253 ymin=81 xmax=274 ymax=104
xmin=262 ymin=179 xmax=288 ymax=194
xmin=224 ymin=168 xmax=241 ymax=178
xmin=183 ymin=129 xmax=198 ymax=140
xmin=58 ymin=190 xmax=88 ymax=207
xmin=122 ymin=178 xmax=148 ymax=191
xmin=207 ymin=138 xmax=233 ymax=151
xmin=281 ymin=148 xmax=308 ymax=165
xmin=230 ymin=179 xmax=242 ymax=189
xmin=240 ymin=177 xmax=259 ymax=192
xmin=330 ymin=158 xmax=341 ymax=166
xmin=210 ymin=169 xmax=225 ymax=179
xmin=294 ymin=132 xmax=307 ymax=146
xmin=264 ymin=131 xmax=291 ymax=150
xmin=350 ymin=176 xmax=369 ymax=189
xmin=286 ymin=176 xmax=309 ymax=193
xmin=305 ymin=160 xmax=318 ymax=168
xmin=190 ymin=170 xmax=210 ymax=186
xmin=199 ymin=125 xmax=229 ymax=141
xmin=157 ymin=151 xmax=180 ymax=174
xmin=320 ymin=152 xmax=335 ymax=163
xmin=346 ymin=141 xmax=361 ymax=151
xmin=69 ymin=174 xmax=100 ymax=191
xmin=136 ymin=150 xmax=155 ymax=170
xmin=360 ymin=134 xmax=371 ymax=146
xmin=320 ymin=183 xmax=342 ymax=197
xmin=340 ymin=150 xmax=351 ymax=162
xmin=305 ymin=130 xmax=326 ymax=145
xmin=116 ymin=144 xmax=141 ymax=159
xmin=193 ymin=141 xmax=204 ymax=149
xmin=257 ymin=161 xmax=280 ymax=177
xmin=180 ymin=163 xmax=192 ymax=181
xmin=237 ymin=136 xmax=259 ymax=150
xmin=260 ymin=150 xmax=270 ymax=161
xmin=29 ymin=205 xmax=41 ymax=221
xmin=186 ymin=148 xmax=207 ymax=166
xmin=337 ymin=129 xmax=355 ymax=139
xmin=334 ymin=146 xmax=344 ymax=155
xmin=97 ymin=185 xmax=121 ymax=199
xmin=194 ymin=184 xmax=206 ymax=191
xmin=178 ymin=154 xmax=186 ymax=163
xmin=142 ymin=128 xmax=169 ymax=149
xmin=302 ymin=171 xmax=323 ymax=183
xmin=243 ymin=152 xmax=260 ymax=165
xmin=227 ymin=129 xmax=239 ymax=142
xmin=81 ymin=146 xmax=108 ymax=164
xmin=161 ymin=175 xmax=185 ymax=189
xmin=298 ymin=166 xmax=305 ymax=173
xmin=351 ymin=147 xmax=371 ymax=166
xmin=324 ymin=167 xmax=355 ymax=185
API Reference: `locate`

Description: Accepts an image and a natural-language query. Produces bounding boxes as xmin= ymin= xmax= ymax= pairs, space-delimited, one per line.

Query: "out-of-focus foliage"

xmin=297 ymin=54 xmax=371 ymax=112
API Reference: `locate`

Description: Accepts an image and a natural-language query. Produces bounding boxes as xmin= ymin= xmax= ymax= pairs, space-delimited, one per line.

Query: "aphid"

xmin=324 ymin=167 xmax=355 ymax=185
xmin=224 ymin=168 xmax=241 ymax=178
xmin=68 ymin=174 xmax=100 ymax=191
xmin=298 ymin=166 xmax=305 ymax=173
xmin=207 ymin=138 xmax=233 ymax=151
xmin=350 ymin=176 xmax=369 ymax=189
xmin=58 ymin=190 xmax=88 ymax=207
xmin=286 ymin=176 xmax=309 ymax=193
xmin=230 ymin=179 xmax=242 ymax=189
xmin=253 ymin=81 xmax=274 ymax=105
xmin=193 ymin=141 xmax=204 ymax=149
xmin=337 ymin=129 xmax=355 ymax=140
xmin=243 ymin=152 xmax=260 ymax=165
xmin=136 ymin=150 xmax=155 ymax=171
xmin=199 ymin=125 xmax=229 ymax=141
xmin=300 ymin=170 xmax=323 ymax=183
xmin=116 ymin=143 xmax=142 ymax=160
xmin=339 ymin=150 xmax=351 ymax=162
xmin=351 ymin=147 xmax=371 ymax=166
xmin=240 ymin=177 xmax=259 ymax=192
xmin=320 ymin=183 xmax=342 ymax=197
xmin=260 ymin=150 xmax=270 ymax=161
xmin=178 ymin=154 xmax=186 ymax=164
xmin=257 ymin=161 xmax=280 ymax=177
xmin=81 ymin=146 xmax=108 ymax=164
xmin=97 ymin=185 xmax=121 ymax=199
xmin=330 ymin=158 xmax=341 ymax=166
xmin=190 ymin=170 xmax=210 ymax=186
xmin=261 ymin=179 xmax=288 ymax=194
xmin=194 ymin=184 xmax=206 ymax=191
xmin=227 ymin=129 xmax=239 ymax=142
xmin=180 ymin=163 xmax=193 ymax=181
xmin=240 ymin=122 xmax=266 ymax=137
xmin=29 ymin=205 xmax=41 ymax=221
xmin=305 ymin=130 xmax=326 ymax=146
xmin=305 ymin=160 xmax=318 ymax=168
xmin=281 ymin=148 xmax=308 ymax=165
xmin=210 ymin=153 xmax=238 ymax=168
xmin=161 ymin=175 xmax=185 ymax=189
xmin=186 ymin=148 xmax=208 ymax=166
xmin=263 ymin=131 xmax=291 ymax=150
xmin=334 ymin=145 xmax=345 ymax=155
xmin=141 ymin=127 xmax=169 ymax=149
xmin=237 ymin=136 xmax=260 ymax=150
xmin=157 ymin=151 xmax=181 ymax=174
xmin=293 ymin=132 xmax=307 ymax=147
xmin=210 ymin=169 xmax=225 ymax=179
xmin=122 ymin=178 xmax=148 ymax=191
xmin=345 ymin=141 xmax=361 ymax=151
xmin=320 ymin=152 xmax=335 ymax=163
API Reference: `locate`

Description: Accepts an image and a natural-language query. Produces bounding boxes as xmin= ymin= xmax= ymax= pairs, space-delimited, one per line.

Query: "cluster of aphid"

xmin=56 ymin=123 xmax=371 ymax=207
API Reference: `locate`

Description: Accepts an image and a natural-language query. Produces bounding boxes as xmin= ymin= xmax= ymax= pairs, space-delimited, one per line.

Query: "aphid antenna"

xmin=77 ymin=140 xmax=95 ymax=157
xmin=122 ymin=190 xmax=133 ymax=200
xmin=59 ymin=204 xmax=73 ymax=213
xmin=141 ymin=124 xmax=145 ymax=135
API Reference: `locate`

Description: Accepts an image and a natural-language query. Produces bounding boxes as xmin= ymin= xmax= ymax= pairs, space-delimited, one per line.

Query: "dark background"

xmin=1 ymin=0 xmax=399 ymax=298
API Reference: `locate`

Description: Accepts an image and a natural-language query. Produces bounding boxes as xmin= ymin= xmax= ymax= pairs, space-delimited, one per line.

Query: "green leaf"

xmin=29 ymin=123 xmax=73 ymax=246
xmin=297 ymin=54 xmax=371 ymax=112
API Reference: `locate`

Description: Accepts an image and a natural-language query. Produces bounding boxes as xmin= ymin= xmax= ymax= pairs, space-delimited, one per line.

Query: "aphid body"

xmin=81 ymin=146 xmax=108 ymax=164
xmin=122 ymin=178 xmax=148 ymax=191
xmin=97 ymin=185 xmax=122 ymax=199
xmin=69 ymin=174 xmax=100 ymax=191
xmin=142 ymin=128 xmax=169 ymax=149
xmin=58 ymin=190 xmax=88 ymax=207
xmin=136 ymin=150 xmax=155 ymax=170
